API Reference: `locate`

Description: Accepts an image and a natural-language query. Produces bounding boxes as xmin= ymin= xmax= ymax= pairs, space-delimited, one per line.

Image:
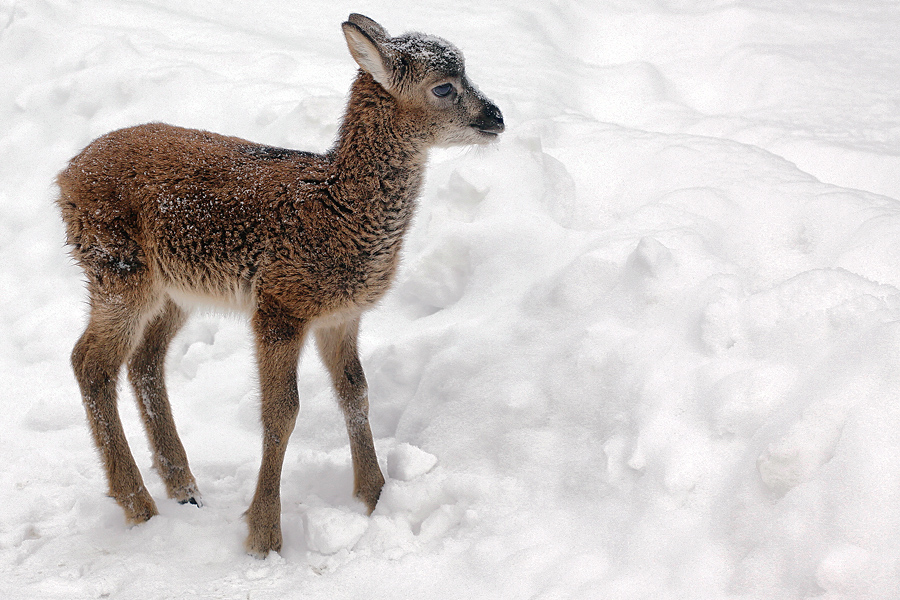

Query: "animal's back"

xmin=57 ymin=123 xmax=333 ymax=307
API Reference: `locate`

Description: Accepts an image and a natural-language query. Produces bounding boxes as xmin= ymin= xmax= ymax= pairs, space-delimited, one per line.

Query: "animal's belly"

xmin=165 ymin=281 xmax=256 ymax=313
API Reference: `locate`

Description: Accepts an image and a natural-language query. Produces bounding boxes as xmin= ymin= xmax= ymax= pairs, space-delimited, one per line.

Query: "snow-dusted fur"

xmin=55 ymin=13 xmax=503 ymax=558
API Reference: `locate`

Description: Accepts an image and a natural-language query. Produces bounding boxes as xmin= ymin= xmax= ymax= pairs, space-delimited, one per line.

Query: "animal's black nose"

xmin=487 ymin=103 xmax=504 ymax=132
xmin=475 ymin=102 xmax=505 ymax=134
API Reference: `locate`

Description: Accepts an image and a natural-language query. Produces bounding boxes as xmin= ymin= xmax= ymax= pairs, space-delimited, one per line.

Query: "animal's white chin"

xmin=436 ymin=130 xmax=501 ymax=148
xmin=476 ymin=130 xmax=500 ymax=143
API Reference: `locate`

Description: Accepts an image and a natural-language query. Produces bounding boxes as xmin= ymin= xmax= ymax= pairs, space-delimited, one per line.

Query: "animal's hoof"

xmin=171 ymin=482 xmax=202 ymax=507
xmin=355 ymin=470 xmax=386 ymax=514
xmin=245 ymin=530 xmax=281 ymax=559
xmin=244 ymin=508 xmax=282 ymax=559
xmin=118 ymin=490 xmax=159 ymax=525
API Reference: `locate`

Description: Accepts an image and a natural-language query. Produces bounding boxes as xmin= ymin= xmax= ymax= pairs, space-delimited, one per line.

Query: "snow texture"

xmin=3 ymin=1 xmax=900 ymax=598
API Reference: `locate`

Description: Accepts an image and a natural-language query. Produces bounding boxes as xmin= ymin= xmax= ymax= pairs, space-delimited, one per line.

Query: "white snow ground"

xmin=2 ymin=0 xmax=900 ymax=598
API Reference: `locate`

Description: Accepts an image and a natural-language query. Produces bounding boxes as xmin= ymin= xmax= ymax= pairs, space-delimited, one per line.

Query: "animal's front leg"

xmin=245 ymin=301 xmax=305 ymax=558
xmin=315 ymin=316 xmax=385 ymax=513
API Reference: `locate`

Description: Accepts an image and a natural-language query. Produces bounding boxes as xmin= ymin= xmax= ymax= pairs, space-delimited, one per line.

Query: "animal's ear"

xmin=346 ymin=14 xmax=389 ymax=41
xmin=342 ymin=20 xmax=395 ymax=90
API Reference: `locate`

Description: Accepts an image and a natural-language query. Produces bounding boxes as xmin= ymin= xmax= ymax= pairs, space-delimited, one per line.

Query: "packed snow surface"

xmin=3 ymin=1 xmax=900 ymax=598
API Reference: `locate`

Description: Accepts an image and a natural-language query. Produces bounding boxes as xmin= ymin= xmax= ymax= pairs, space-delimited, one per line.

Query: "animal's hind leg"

xmin=127 ymin=298 xmax=201 ymax=506
xmin=71 ymin=280 xmax=163 ymax=524
xmin=315 ymin=316 xmax=384 ymax=513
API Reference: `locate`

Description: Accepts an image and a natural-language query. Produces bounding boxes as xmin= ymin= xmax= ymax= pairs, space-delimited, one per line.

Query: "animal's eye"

xmin=432 ymin=83 xmax=454 ymax=98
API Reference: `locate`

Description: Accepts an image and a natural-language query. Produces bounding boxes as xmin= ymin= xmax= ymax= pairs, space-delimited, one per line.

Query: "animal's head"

xmin=342 ymin=14 xmax=505 ymax=147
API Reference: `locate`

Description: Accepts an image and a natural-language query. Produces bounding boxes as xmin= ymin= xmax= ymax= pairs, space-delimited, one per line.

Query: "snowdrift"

xmin=2 ymin=1 xmax=900 ymax=598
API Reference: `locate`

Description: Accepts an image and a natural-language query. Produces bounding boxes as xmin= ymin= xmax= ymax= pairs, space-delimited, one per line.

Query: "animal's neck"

xmin=332 ymin=73 xmax=430 ymax=210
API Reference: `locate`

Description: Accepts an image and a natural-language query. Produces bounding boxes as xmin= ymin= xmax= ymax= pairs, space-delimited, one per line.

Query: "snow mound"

xmin=387 ymin=443 xmax=438 ymax=481
xmin=304 ymin=508 xmax=369 ymax=555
